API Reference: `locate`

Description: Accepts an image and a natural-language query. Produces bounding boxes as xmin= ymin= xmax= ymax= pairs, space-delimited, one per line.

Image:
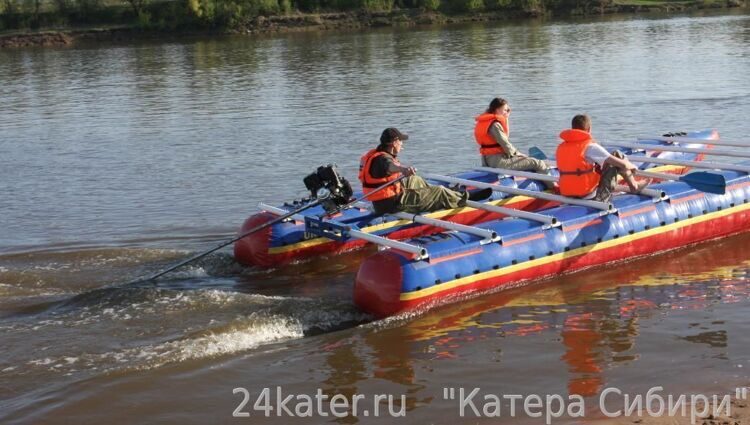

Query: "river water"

xmin=1 ymin=10 xmax=750 ymax=424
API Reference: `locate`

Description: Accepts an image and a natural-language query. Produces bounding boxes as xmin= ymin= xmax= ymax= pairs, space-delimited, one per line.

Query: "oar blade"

xmin=680 ymin=171 xmax=726 ymax=195
xmin=529 ymin=146 xmax=548 ymax=160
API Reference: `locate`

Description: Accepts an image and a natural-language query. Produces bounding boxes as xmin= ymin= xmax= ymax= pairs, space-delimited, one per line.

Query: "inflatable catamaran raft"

xmin=352 ymin=135 xmax=750 ymax=317
xmin=234 ymin=130 xmax=717 ymax=268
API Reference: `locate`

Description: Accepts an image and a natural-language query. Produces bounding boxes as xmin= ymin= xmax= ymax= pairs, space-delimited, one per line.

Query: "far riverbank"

xmin=1 ymin=0 xmax=746 ymax=49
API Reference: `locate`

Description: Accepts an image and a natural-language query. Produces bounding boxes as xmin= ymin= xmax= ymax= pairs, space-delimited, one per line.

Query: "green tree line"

xmin=0 ymin=0 xmax=609 ymax=32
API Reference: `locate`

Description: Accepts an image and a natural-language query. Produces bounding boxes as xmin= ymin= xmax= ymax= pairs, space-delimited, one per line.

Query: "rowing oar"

xmin=528 ymin=147 xmax=727 ymax=195
xmin=638 ymin=135 xmax=750 ymax=148
xmin=603 ymin=141 xmax=749 ymax=159
xmin=125 ymin=174 xmax=408 ymax=286
xmin=474 ymin=166 xmax=666 ymax=200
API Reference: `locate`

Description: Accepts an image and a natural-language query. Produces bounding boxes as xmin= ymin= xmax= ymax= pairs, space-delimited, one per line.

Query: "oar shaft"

xmin=481 ymin=166 xmax=664 ymax=199
xmin=627 ymin=156 xmax=750 ymax=173
xmin=476 ymin=166 xmax=557 ymax=182
xmin=639 ymin=136 xmax=749 ymax=148
xmin=636 ymin=170 xmax=677 ymax=181
xmin=606 ymin=141 xmax=750 ymax=159
xmin=423 ymin=172 xmax=613 ymax=211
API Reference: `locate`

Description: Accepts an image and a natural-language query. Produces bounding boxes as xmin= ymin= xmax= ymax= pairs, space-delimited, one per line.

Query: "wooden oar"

xmin=528 ymin=147 xmax=728 ymax=195
xmin=639 ymin=136 xmax=750 ymax=148
xmin=604 ymin=141 xmax=750 ymax=159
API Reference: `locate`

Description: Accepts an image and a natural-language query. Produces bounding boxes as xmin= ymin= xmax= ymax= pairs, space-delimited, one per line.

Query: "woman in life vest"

xmin=556 ymin=114 xmax=650 ymax=202
xmin=359 ymin=128 xmax=492 ymax=215
xmin=474 ymin=98 xmax=554 ymax=189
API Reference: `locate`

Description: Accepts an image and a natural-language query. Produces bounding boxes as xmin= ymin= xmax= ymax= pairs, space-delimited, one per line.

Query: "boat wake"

xmin=1 ymin=288 xmax=369 ymax=387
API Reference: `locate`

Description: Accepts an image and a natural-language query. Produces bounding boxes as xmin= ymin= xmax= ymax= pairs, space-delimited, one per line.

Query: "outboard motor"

xmin=303 ymin=164 xmax=354 ymax=214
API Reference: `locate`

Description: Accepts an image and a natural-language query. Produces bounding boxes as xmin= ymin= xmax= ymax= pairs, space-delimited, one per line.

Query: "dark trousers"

xmin=593 ymin=150 xmax=625 ymax=202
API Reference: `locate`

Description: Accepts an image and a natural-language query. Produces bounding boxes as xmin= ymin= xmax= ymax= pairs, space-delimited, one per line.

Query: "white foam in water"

xmin=173 ymin=316 xmax=305 ymax=359
xmin=19 ymin=290 xmax=366 ymax=376
xmin=165 ymin=265 xmax=208 ymax=280
xmin=23 ymin=313 xmax=307 ymax=374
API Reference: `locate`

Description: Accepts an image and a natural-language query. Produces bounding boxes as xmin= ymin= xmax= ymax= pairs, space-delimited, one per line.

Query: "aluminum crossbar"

xmin=639 ymin=136 xmax=749 ymax=148
xmin=260 ymin=203 xmax=428 ymax=258
xmin=390 ymin=212 xmax=499 ymax=243
xmin=605 ymin=141 xmax=750 ymax=159
xmin=465 ymin=200 xmax=559 ymax=227
xmin=353 ymin=202 xmax=499 ymax=243
xmin=423 ymin=173 xmax=613 ymax=211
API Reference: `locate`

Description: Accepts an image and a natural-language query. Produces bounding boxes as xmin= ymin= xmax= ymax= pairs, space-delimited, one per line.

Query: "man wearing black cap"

xmin=358 ymin=128 xmax=492 ymax=215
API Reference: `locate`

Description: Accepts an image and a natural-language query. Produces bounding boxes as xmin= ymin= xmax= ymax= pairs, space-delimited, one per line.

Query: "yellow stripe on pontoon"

xmin=399 ymin=201 xmax=750 ymax=301
xmin=267 ymin=164 xmax=685 ymax=254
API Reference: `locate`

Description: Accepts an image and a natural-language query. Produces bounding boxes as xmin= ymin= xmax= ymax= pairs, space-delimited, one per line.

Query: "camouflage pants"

xmin=397 ymin=175 xmax=468 ymax=214
xmin=593 ymin=150 xmax=626 ymax=202
xmin=481 ymin=154 xmax=554 ymax=189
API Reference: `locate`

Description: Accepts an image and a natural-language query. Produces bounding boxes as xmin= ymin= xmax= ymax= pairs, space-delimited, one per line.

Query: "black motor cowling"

xmin=303 ymin=164 xmax=354 ymax=213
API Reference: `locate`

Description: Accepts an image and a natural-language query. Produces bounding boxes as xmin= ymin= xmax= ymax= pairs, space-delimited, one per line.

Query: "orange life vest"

xmin=474 ymin=113 xmax=510 ymax=156
xmin=358 ymin=149 xmax=403 ymax=202
xmin=556 ymin=129 xmax=601 ymax=197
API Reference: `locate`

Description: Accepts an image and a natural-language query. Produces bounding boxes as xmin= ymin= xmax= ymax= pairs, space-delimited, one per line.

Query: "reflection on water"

xmin=318 ymin=232 xmax=750 ymax=416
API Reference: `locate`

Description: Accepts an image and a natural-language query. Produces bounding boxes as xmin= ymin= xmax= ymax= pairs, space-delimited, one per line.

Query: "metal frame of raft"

xmin=310 ymin=160 xmax=708 ymax=263
xmin=234 ymin=129 xmax=717 ymax=268
xmin=302 ymin=164 xmax=685 ymax=263
xmin=353 ymin=168 xmax=750 ymax=317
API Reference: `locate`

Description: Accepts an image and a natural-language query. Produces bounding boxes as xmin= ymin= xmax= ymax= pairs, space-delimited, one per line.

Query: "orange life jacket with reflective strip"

xmin=474 ymin=113 xmax=509 ymax=156
xmin=358 ymin=149 xmax=403 ymax=202
xmin=556 ymin=129 xmax=601 ymax=197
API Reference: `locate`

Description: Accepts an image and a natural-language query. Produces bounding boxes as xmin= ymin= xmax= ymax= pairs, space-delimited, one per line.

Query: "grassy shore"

xmin=1 ymin=0 xmax=746 ymax=48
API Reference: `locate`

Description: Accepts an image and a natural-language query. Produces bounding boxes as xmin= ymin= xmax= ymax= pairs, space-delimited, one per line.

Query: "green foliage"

xmin=483 ymin=0 xmax=511 ymax=9
xmin=419 ymin=0 xmax=440 ymax=9
xmin=508 ymin=0 xmax=542 ymax=11
xmin=360 ymin=0 xmax=394 ymax=11
xmin=446 ymin=0 xmax=483 ymax=11
xmin=136 ymin=10 xmax=151 ymax=27
xmin=1 ymin=0 xmax=709 ymax=32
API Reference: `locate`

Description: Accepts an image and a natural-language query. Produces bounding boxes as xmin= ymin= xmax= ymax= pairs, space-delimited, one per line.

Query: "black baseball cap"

xmin=380 ymin=128 xmax=409 ymax=145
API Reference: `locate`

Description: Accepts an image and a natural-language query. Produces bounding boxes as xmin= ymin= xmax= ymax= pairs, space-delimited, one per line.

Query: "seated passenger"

xmin=474 ymin=97 xmax=554 ymax=189
xmin=557 ymin=114 xmax=650 ymax=203
xmin=360 ymin=128 xmax=492 ymax=215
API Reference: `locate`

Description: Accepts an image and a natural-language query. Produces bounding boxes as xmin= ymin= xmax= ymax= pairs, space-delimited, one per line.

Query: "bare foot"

xmin=634 ymin=178 xmax=653 ymax=193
